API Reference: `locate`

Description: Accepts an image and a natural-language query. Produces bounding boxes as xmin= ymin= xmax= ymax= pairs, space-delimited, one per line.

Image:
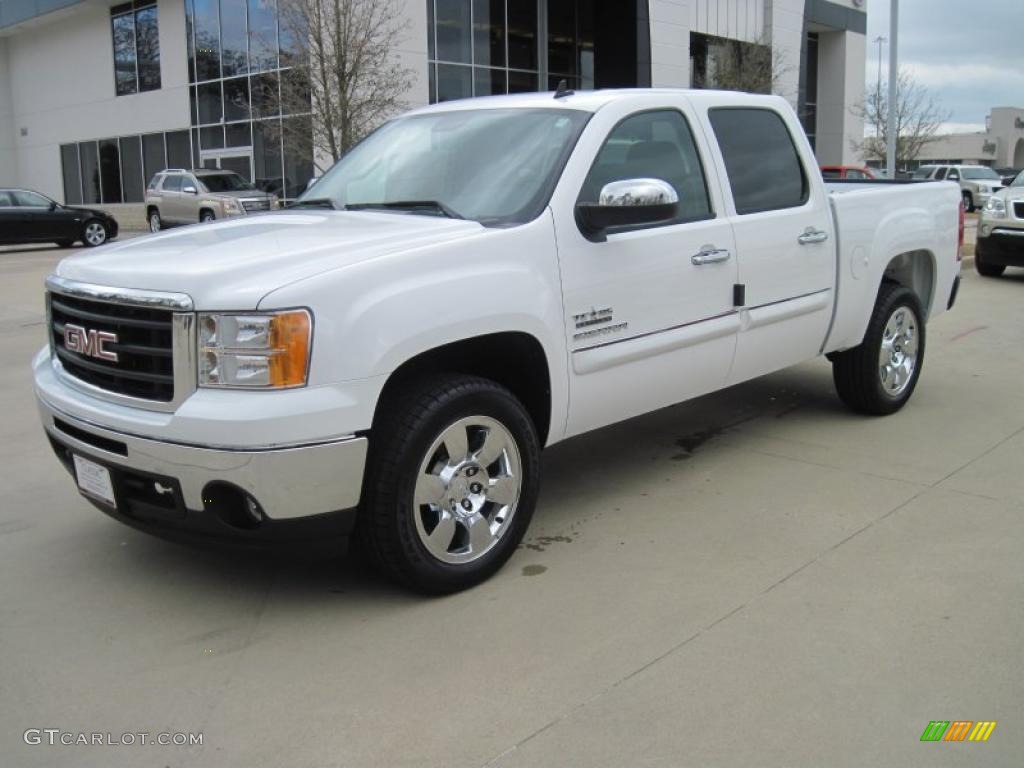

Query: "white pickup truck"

xmin=33 ymin=90 xmax=962 ymax=593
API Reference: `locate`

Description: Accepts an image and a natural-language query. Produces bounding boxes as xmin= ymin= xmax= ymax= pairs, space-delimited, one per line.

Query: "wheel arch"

xmin=372 ymin=332 xmax=553 ymax=447
xmin=881 ymin=249 xmax=936 ymax=318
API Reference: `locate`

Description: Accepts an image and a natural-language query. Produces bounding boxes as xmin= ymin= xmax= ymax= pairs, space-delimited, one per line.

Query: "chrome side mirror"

xmin=182 ymin=185 xmax=198 ymax=194
xmin=576 ymin=178 xmax=679 ymax=241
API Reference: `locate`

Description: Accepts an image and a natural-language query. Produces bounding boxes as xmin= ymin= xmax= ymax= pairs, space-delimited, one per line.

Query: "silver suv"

xmin=145 ymin=169 xmax=280 ymax=232
xmin=912 ymin=164 xmax=1004 ymax=212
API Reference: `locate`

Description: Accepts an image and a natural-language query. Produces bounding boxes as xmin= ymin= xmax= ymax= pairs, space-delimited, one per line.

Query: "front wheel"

xmin=975 ymin=249 xmax=1005 ymax=277
xmin=962 ymin=191 xmax=975 ymax=213
xmin=358 ymin=375 xmax=540 ymax=594
xmin=831 ymin=283 xmax=925 ymax=415
xmin=82 ymin=220 xmax=108 ymax=247
xmin=200 ymin=210 xmax=216 ymax=223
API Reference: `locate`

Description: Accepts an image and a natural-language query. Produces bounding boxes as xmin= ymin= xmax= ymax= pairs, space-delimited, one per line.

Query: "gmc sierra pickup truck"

xmin=33 ymin=90 xmax=963 ymax=593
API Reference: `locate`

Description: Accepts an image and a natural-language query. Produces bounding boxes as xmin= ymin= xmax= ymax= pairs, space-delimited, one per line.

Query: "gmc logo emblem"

xmin=63 ymin=323 xmax=119 ymax=363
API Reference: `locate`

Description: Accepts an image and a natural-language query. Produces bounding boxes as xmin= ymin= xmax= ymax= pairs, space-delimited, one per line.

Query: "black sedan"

xmin=0 ymin=189 xmax=118 ymax=248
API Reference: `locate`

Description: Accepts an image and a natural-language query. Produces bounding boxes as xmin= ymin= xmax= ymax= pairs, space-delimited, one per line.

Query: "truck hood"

xmin=54 ymin=211 xmax=485 ymax=309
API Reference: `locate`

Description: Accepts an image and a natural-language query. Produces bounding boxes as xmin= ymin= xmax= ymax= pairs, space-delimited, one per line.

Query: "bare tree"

xmin=851 ymin=69 xmax=950 ymax=167
xmin=275 ymin=0 xmax=415 ymax=171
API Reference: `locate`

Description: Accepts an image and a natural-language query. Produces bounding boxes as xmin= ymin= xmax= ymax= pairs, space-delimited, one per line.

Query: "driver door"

xmin=553 ymin=103 xmax=740 ymax=438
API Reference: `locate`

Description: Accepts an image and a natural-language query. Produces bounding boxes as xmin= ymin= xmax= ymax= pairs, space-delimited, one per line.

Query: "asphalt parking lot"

xmin=1 ymin=238 xmax=1021 ymax=767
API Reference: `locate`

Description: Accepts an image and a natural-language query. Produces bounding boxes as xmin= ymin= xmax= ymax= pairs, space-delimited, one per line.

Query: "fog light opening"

xmin=202 ymin=482 xmax=264 ymax=530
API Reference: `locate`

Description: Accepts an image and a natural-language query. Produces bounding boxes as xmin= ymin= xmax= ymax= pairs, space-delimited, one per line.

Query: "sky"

xmin=864 ymin=0 xmax=1024 ymax=134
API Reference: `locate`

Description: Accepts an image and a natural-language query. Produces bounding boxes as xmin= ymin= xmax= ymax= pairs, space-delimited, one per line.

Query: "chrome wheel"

xmin=201 ymin=212 xmax=215 ymax=223
xmin=878 ymin=305 xmax=918 ymax=397
xmin=412 ymin=415 xmax=522 ymax=565
xmin=149 ymin=212 xmax=161 ymax=233
xmin=83 ymin=221 xmax=107 ymax=246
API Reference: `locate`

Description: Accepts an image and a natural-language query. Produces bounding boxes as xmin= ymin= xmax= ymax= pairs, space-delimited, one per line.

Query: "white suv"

xmin=145 ymin=169 xmax=279 ymax=232
xmin=913 ymin=165 xmax=1004 ymax=212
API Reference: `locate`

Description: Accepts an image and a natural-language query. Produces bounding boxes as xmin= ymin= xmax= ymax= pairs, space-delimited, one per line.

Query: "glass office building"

xmin=2 ymin=0 xmax=868 ymax=210
xmin=185 ymin=0 xmax=312 ymax=199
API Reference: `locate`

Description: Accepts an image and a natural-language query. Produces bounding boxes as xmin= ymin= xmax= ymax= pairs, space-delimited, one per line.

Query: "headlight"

xmin=198 ymin=310 xmax=312 ymax=389
xmin=270 ymin=194 xmax=281 ymax=210
xmin=983 ymin=197 xmax=1006 ymax=218
xmin=222 ymin=198 xmax=242 ymax=214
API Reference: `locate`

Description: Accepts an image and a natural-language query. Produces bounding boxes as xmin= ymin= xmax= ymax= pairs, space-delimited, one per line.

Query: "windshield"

xmin=299 ymin=108 xmax=590 ymax=225
xmin=961 ymin=167 xmax=1000 ymax=180
xmin=199 ymin=173 xmax=256 ymax=192
xmin=911 ymin=168 xmax=934 ymax=179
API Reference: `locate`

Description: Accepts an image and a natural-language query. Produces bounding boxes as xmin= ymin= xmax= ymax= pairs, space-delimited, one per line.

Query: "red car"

xmin=821 ymin=165 xmax=876 ymax=180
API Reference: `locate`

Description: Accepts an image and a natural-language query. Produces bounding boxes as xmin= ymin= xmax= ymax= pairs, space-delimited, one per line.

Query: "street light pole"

xmin=886 ymin=0 xmax=899 ymax=176
xmin=873 ymin=35 xmax=886 ymax=140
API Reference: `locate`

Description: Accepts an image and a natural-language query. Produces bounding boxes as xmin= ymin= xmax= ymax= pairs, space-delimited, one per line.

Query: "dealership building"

xmin=0 ymin=0 xmax=866 ymax=214
xmin=908 ymin=107 xmax=1024 ymax=170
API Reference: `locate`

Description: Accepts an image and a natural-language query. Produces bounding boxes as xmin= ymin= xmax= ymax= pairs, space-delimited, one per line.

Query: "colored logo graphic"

xmin=920 ymin=721 xmax=997 ymax=742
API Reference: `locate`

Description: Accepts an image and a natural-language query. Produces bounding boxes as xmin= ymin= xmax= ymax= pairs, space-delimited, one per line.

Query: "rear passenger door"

xmin=702 ymin=106 xmax=836 ymax=385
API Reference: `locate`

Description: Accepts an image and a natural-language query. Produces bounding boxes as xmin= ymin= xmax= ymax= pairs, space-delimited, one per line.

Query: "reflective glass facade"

xmin=185 ymin=0 xmax=313 ymax=198
xmin=428 ymin=0 xmax=646 ymax=103
xmin=110 ymin=0 xmax=161 ymax=96
xmin=60 ymin=130 xmax=192 ymax=205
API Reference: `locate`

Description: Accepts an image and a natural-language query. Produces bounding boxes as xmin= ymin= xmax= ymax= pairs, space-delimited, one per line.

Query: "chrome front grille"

xmin=45 ymin=276 xmax=196 ymax=412
xmin=49 ymin=293 xmax=175 ymax=401
xmin=241 ymin=199 xmax=270 ymax=212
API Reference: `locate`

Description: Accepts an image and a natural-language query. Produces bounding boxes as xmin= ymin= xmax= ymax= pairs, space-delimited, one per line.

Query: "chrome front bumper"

xmin=37 ymin=395 xmax=367 ymax=522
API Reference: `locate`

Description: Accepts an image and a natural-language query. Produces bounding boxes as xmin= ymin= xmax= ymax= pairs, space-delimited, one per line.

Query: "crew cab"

xmin=33 ymin=90 xmax=962 ymax=593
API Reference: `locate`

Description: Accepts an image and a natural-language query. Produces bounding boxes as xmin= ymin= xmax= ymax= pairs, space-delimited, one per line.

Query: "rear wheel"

xmin=82 ymin=220 xmax=108 ymax=247
xmin=358 ymin=375 xmax=540 ymax=594
xmin=832 ymin=283 xmax=925 ymax=415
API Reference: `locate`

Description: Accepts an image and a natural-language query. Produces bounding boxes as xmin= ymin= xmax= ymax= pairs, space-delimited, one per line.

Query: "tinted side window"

xmin=934 ymin=167 xmax=947 ymax=180
xmin=709 ymin=108 xmax=808 ymax=215
xmin=0 ymin=191 xmax=14 ymax=206
xmin=162 ymin=174 xmax=183 ymax=192
xmin=12 ymin=191 xmax=50 ymax=207
xmin=579 ymin=110 xmax=713 ymax=227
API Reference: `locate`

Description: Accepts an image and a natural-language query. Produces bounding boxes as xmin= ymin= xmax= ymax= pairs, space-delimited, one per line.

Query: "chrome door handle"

xmin=692 ymin=245 xmax=732 ymax=265
xmin=798 ymin=228 xmax=829 ymax=245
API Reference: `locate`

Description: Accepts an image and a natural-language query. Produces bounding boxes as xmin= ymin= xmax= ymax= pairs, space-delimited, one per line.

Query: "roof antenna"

xmin=554 ymin=79 xmax=574 ymax=99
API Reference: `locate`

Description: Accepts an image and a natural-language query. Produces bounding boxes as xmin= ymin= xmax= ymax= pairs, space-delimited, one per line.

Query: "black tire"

xmin=974 ymin=249 xmax=1005 ymax=277
xmin=832 ymin=282 xmax=926 ymax=416
xmin=81 ymin=219 xmax=108 ymax=248
xmin=148 ymin=209 xmax=163 ymax=233
xmin=962 ymin=191 xmax=974 ymax=213
xmin=200 ymin=210 xmax=215 ymax=223
xmin=358 ymin=374 xmax=541 ymax=594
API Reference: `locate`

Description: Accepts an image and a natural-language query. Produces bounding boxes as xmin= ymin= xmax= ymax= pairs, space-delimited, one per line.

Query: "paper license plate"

xmin=73 ymin=455 xmax=116 ymax=507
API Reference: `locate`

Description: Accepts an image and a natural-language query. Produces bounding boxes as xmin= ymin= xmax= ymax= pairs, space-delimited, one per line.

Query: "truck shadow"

xmin=97 ymin=361 xmax=845 ymax=603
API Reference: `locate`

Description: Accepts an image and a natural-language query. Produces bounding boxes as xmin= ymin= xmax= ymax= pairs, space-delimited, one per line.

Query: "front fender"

xmin=259 ymin=211 xmax=570 ymax=441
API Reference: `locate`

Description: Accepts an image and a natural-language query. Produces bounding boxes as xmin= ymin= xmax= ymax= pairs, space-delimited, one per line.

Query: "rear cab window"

xmin=708 ymin=108 xmax=808 ymax=215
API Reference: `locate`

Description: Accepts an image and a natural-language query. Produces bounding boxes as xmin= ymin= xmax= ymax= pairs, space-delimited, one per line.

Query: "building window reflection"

xmin=428 ymin=0 xmax=595 ymax=103
xmin=186 ymin=0 xmax=312 ymax=198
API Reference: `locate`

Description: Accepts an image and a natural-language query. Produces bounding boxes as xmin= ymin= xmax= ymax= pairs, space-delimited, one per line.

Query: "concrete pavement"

xmin=1 ymin=242 xmax=1021 ymax=767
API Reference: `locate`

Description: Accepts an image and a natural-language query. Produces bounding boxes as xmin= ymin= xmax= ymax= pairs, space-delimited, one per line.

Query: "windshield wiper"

xmin=288 ymin=197 xmax=338 ymax=210
xmin=344 ymin=200 xmax=464 ymax=219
